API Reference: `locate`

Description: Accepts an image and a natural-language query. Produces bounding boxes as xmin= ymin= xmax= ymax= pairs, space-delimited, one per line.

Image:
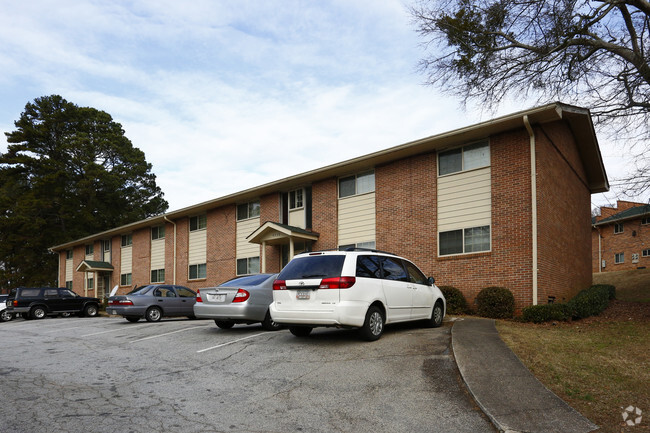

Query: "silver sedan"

xmin=107 ymin=284 xmax=197 ymax=322
xmin=193 ymin=274 xmax=281 ymax=331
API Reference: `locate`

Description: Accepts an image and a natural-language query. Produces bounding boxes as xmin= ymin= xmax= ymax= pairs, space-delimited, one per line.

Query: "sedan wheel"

xmin=145 ymin=307 xmax=162 ymax=322
xmin=214 ymin=320 xmax=235 ymax=329
xmin=359 ymin=306 xmax=384 ymax=341
xmin=0 ymin=310 xmax=13 ymax=322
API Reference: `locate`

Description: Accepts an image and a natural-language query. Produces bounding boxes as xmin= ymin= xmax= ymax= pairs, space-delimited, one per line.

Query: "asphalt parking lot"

xmin=0 ymin=316 xmax=495 ymax=433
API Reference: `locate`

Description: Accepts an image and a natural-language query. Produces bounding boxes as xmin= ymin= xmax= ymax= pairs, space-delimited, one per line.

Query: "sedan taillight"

xmin=109 ymin=299 xmax=134 ymax=306
xmin=196 ymin=290 xmax=203 ymax=303
xmin=232 ymin=289 xmax=250 ymax=303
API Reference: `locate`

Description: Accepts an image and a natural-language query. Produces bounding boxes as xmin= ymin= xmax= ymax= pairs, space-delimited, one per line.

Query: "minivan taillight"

xmin=319 ymin=277 xmax=356 ymax=289
xmin=196 ymin=289 xmax=203 ymax=303
xmin=232 ymin=289 xmax=250 ymax=303
xmin=273 ymin=280 xmax=286 ymax=290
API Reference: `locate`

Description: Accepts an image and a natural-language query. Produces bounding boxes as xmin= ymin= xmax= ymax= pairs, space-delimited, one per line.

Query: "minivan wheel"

xmin=261 ymin=310 xmax=282 ymax=331
xmin=359 ymin=306 xmax=384 ymax=341
xmin=425 ymin=301 xmax=444 ymax=328
xmin=289 ymin=326 xmax=313 ymax=337
xmin=145 ymin=307 xmax=162 ymax=322
xmin=31 ymin=306 xmax=47 ymax=320
xmin=215 ymin=320 xmax=235 ymax=329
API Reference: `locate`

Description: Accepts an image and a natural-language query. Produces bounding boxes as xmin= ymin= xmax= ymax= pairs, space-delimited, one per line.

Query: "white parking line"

xmin=81 ymin=325 xmax=150 ymax=337
xmin=43 ymin=326 xmax=86 ymax=333
xmin=196 ymin=333 xmax=266 ymax=353
xmin=129 ymin=325 xmax=209 ymax=343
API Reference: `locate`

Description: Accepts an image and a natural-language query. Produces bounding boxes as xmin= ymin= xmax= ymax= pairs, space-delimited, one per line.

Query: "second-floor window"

xmin=121 ymin=234 xmax=133 ymax=247
xmin=289 ymin=189 xmax=303 ymax=209
xmin=189 ymin=215 xmax=207 ymax=231
xmin=151 ymin=225 xmax=165 ymax=240
xmin=614 ymin=223 xmax=624 ymax=234
xmin=237 ymin=201 xmax=261 ymax=221
xmin=438 ymin=140 xmax=490 ymax=176
xmin=85 ymin=244 xmax=94 ymax=256
xmin=339 ymin=171 xmax=375 ymax=198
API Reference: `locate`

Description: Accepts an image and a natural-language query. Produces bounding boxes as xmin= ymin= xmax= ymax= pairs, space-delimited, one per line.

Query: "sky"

xmin=0 ymin=0 xmax=640 ymax=213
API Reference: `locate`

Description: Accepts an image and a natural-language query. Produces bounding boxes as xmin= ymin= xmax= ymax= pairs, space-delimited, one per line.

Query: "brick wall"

xmin=312 ymin=178 xmax=338 ymax=250
xmin=132 ymin=227 xmax=150 ymax=288
xmin=261 ymin=193 xmax=281 ymax=273
xmin=595 ymin=218 xmax=650 ymax=271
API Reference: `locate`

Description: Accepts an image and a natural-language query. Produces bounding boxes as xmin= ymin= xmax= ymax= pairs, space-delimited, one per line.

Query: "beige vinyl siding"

xmin=150 ymin=238 xmax=165 ymax=269
xmin=65 ymin=258 xmax=73 ymax=282
xmin=188 ymin=230 xmax=207 ymax=264
xmin=289 ymin=208 xmax=305 ymax=228
xmin=121 ymin=245 xmax=133 ymax=274
xmin=237 ymin=217 xmax=261 ymax=259
xmin=338 ymin=192 xmax=376 ymax=246
xmin=438 ymin=167 xmax=491 ymax=232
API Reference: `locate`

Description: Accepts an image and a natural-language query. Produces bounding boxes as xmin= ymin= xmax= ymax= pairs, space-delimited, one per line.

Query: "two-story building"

xmin=52 ymin=102 xmax=609 ymax=311
xmin=592 ymin=200 xmax=650 ymax=272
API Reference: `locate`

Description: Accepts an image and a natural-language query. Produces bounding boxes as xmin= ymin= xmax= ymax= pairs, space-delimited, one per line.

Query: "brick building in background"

xmin=53 ymin=102 xmax=609 ymax=311
xmin=592 ymin=200 xmax=650 ymax=272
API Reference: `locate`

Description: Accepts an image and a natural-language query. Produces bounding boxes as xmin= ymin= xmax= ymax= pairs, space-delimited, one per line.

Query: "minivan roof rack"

xmin=339 ymin=247 xmax=398 ymax=256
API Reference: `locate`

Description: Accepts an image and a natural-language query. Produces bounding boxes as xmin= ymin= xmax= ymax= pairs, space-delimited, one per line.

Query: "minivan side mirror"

xmin=428 ymin=276 xmax=435 ymax=286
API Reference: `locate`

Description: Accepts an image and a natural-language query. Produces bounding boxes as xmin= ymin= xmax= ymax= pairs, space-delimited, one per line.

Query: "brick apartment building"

xmin=592 ymin=200 xmax=650 ymax=272
xmin=52 ymin=102 xmax=609 ymax=310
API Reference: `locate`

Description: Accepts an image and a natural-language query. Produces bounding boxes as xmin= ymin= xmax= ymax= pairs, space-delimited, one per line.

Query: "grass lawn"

xmin=496 ymin=269 xmax=650 ymax=433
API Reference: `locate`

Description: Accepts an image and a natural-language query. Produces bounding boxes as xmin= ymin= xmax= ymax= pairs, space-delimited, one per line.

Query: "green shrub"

xmin=567 ymin=285 xmax=611 ymax=319
xmin=438 ymin=286 xmax=468 ymax=315
xmin=591 ymin=284 xmax=616 ymax=300
xmin=522 ymin=303 xmax=570 ymax=323
xmin=475 ymin=286 xmax=515 ymax=319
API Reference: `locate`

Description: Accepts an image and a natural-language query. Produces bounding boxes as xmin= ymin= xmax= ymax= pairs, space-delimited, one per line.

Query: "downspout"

xmin=596 ymin=226 xmax=602 ymax=273
xmin=523 ymin=115 xmax=538 ymax=306
xmin=164 ymin=216 xmax=177 ymax=285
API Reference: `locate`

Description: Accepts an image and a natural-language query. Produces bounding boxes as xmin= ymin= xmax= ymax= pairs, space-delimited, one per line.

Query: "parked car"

xmin=194 ymin=273 xmax=281 ymax=331
xmin=5 ymin=287 xmax=100 ymax=320
xmin=107 ymin=284 xmax=197 ymax=322
xmin=270 ymin=249 xmax=446 ymax=341
xmin=1 ymin=294 xmax=14 ymax=322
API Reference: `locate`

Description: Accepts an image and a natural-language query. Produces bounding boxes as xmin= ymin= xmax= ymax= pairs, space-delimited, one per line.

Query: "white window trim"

xmin=438 ymin=140 xmax=490 ymax=177
xmin=438 ymin=225 xmax=492 ymax=257
xmin=338 ymin=170 xmax=375 ymax=199
xmin=188 ymin=263 xmax=207 ymax=280
xmin=189 ymin=215 xmax=207 ymax=232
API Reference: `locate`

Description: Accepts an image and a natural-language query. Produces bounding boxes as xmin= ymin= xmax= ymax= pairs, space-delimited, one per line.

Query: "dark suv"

xmin=5 ymin=287 xmax=100 ymax=320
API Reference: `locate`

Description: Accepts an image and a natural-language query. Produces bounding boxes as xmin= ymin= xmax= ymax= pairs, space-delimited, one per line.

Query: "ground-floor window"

xmin=66 ymin=281 xmax=73 ymax=290
xmin=643 ymin=249 xmax=650 ymax=257
xmin=120 ymin=273 xmax=132 ymax=286
xmin=439 ymin=225 xmax=490 ymax=256
xmin=615 ymin=253 xmax=624 ymax=264
xmin=86 ymin=276 xmax=94 ymax=290
xmin=189 ymin=263 xmax=207 ymax=280
xmin=339 ymin=241 xmax=376 ymax=251
xmin=237 ymin=257 xmax=260 ymax=275
xmin=151 ymin=269 xmax=165 ymax=283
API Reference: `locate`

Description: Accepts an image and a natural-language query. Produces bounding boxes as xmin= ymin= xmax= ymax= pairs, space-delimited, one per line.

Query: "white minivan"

xmin=270 ymin=249 xmax=446 ymax=341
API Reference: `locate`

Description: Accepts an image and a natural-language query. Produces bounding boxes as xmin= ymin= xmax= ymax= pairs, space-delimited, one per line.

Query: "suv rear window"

xmin=278 ymin=255 xmax=345 ymax=280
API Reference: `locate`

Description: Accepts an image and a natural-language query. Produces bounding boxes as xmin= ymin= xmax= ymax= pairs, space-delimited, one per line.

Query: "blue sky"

xmin=0 ymin=0 xmax=634 ymax=212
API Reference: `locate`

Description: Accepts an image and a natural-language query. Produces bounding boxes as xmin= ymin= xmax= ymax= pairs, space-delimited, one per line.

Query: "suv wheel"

xmin=289 ymin=326 xmax=313 ymax=337
xmin=31 ymin=306 xmax=47 ymax=320
xmin=83 ymin=304 xmax=99 ymax=317
xmin=145 ymin=307 xmax=162 ymax=322
xmin=261 ymin=310 xmax=282 ymax=331
xmin=0 ymin=310 xmax=13 ymax=322
xmin=359 ymin=306 xmax=384 ymax=341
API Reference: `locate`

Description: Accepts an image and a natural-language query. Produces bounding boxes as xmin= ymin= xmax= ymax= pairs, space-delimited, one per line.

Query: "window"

xmin=44 ymin=289 xmax=59 ymax=298
xmin=643 ymin=217 xmax=650 ymax=225
xmin=151 ymin=269 xmax=165 ymax=283
xmin=120 ymin=273 xmax=132 ymax=286
xmin=237 ymin=257 xmax=260 ymax=275
xmin=614 ymin=223 xmax=624 ymax=234
xmin=438 ymin=141 xmax=489 ymax=175
xmin=189 ymin=215 xmax=207 ymax=231
xmin=356 ymin=255 xmax=382 ymax=279
xmin=439 ymin=226 xmax=491 ymax=256
xmin=643 ymin=249 xmax=650 ymax=257
xmin=189 ymin=263 xmax=207 ymax=280
xmin=121 ymin=234 xmax=133 ymax=247
xmin=66 ymin=281 xmax=73 ymax=290
xmin=615 ymin=253 xmax=624 ymax=264
xmin=381 ymin=257 xmax=408 ymax=281
xmin=66 ymin=250 xmax=73 ymax=260
xmin=151 ymin=225 xmax=165 ymax=240
xmin=85 ymin=244 xmax=94 ymax=256
xmin=103 ymin=240 xmax=111 ymax=252
xmin=87 ymin=276 xmax=94 ymax=290
xmin=237 ymin=201 xmax=260 ymax=221
xmin=340 ymin=241 xmax=376 ymax=251
xmin=289 ymin=189 xmax=303 ymax=210
xmin=339 ymin=171 xmax=375 ymax=198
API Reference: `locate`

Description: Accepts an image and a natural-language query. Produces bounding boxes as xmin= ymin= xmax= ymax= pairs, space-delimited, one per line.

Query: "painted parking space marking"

xmin=197 ymin=332 xmax=266 ymax=353
xmin=129 ymin=325 xmax=210 ymax=343
xmin=81 ymin=324 xmax=153 ymax=337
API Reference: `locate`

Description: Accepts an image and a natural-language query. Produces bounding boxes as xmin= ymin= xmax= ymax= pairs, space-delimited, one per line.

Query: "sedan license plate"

xmin=296 ymin=289 xmax=310 ymax=300
xmin=208 ymin=293 xmax=226 ymax=303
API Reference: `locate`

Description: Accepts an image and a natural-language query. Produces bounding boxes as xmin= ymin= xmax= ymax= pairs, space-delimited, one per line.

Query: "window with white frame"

xmin=339 ymin=241 xmax=376 ymax=251
xmin=151 ymin=269 xmax=165 ymax=283
xmin=151 ymin=225 xmax=165 ymax=240
xmin=643 ymin=249 xmax=650 ymax=257
xmin=237 ymin=201 xmax=261 ymax=221
xmin=615 ymin=253 xmax=624 ymax=264
xmin=189 ymin=215 xmax=207 ymax=231
xmin=66 ymin=281 xmax=73 ymax=290
xmin=189 ymin=263 xmax=207 ymax=280
xmin=289 ymin=189 xmax=303 ymax=210
xmin=120 ymin=273 xmax=132 ymax=286
xmin=121 ymin=234 xmax=133 ymax=247
xmin=237 ymin=257 xmax=260 ymax=275
xmin=66 ymin=250 xmax=73 ymax=260
xmin=614 ymin=223 xmax=624 ymax=234
xmin=86 ymin=275 xmax=94 ymax=289
xmin=642 ymin=217 xmax=650 ymax=225
xmin=85 ymin=244 xmax=94 ymax=256
xmin=439 ymin=226 xmax=491 ymax=256
xmin=339 ymin=171 xmax=375 ymax=198
xmin=438 ymin=141 xmax=490 ymax=176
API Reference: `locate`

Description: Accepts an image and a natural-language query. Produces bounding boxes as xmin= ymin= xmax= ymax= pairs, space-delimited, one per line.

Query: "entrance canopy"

xmin=247 ymin=222 xmax=319 ymax=272
xmin=75 ymin=260 xmax=114 ymax=273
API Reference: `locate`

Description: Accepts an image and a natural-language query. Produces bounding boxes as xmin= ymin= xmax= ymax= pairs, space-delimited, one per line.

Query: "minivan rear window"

xmin=278 ymin=255 xmax=345 ymax=280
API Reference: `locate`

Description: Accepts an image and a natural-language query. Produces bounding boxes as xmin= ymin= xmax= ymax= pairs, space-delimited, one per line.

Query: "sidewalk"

xmin=452 ymin=317 xmax=599 ymax=433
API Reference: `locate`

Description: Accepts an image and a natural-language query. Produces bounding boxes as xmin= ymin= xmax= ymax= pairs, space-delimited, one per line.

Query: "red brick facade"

xmin=53 ymin=104 xmax=607 ymax=311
